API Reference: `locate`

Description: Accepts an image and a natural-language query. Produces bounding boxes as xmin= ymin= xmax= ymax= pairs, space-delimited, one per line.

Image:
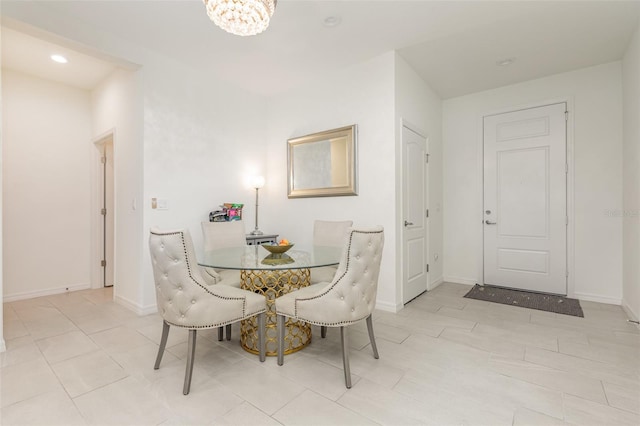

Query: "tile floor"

xmin=1 ymin=283 xmax=639 ymax=425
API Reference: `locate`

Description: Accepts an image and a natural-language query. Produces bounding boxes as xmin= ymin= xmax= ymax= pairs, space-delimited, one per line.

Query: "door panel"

xmin=484 ymin=103 xmax=567 ymax=295
xmin=105 ymin=141 xmax=114 ymax=287
xmin=402 ymin=125 xmax=428 ymax=303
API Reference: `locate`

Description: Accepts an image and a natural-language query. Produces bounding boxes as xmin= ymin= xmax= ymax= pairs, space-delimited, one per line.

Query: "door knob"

xmin=485 ymin=220 xmax=497 ymax=225
xmin=404 ymin=220 xmax=414 ymax=227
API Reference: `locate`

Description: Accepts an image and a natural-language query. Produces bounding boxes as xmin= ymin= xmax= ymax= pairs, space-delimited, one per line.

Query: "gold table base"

xmin=240 ymin=268 xmax=312 ymax=356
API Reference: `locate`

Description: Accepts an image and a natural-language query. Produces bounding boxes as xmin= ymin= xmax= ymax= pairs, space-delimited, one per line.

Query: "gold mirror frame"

xmin=287 ymin=125 xmax=358 ymax=198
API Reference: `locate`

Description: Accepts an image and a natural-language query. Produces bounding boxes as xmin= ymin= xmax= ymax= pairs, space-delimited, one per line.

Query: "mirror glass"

xmin=287 ymin=125 xmax=357 ymax=198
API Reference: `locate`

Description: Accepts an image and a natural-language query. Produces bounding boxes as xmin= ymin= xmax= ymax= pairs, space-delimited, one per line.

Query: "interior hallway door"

xmin=483 ymin=103 xmax=567 ymax=295
xmin=402 ymin=125 xmax=428 ymax=303
xmin=102 ymin=140 xmax=114 ymax=287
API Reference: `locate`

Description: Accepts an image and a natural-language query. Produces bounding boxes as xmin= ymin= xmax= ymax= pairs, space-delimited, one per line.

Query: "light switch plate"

xmin=156 ymin=199 xmax=169 ymax=210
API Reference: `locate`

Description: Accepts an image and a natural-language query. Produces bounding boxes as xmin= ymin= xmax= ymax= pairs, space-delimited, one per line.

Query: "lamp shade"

xmin=251 ymin=175 xmax=265 ymax=189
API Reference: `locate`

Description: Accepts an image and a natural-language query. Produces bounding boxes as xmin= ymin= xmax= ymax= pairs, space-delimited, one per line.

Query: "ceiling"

xmin=1 ymin=1 xmax=639 ymax=99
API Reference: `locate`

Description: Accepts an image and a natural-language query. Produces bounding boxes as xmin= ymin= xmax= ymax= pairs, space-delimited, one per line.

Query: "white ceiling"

xmin=1 ymin=1 xmax=639 ymax=98
xmin=1 ymin=27 xmax=117 ymax=90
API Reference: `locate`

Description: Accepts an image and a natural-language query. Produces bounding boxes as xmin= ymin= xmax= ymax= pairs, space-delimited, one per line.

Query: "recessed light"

xmin=51 ymin=54 xmax=68 ymax=64
xmin=323 ymin=15 xmax=341 ymax=27
xmin=496 ymin=58 xmax=515 ymax=67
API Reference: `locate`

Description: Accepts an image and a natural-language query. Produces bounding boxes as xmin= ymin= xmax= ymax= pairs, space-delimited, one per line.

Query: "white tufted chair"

xmin=275 ymin=226 xmax=384 ymax=388
xmin=310 ymin=220 xmax=353 ymax=285
xmin=201 ymin=221 xmax=248 ymax=340
xmin=149 ymin=228 xmax=266 ymax=395
xmin=200 ymin=221 xmax=247 ymax=288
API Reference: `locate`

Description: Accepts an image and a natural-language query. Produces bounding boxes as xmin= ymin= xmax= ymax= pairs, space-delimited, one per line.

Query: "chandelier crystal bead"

xmin=204 ymin=0 xmax=277 ymax=36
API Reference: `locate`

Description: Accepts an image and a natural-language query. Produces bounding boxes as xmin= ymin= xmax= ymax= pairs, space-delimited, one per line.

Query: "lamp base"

xmin=250 ymin=229 xmax=264 ymax=236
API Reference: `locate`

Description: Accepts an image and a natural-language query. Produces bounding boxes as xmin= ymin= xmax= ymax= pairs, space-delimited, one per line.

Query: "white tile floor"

xmin=1 ymin=283 xmax=639 ymax=425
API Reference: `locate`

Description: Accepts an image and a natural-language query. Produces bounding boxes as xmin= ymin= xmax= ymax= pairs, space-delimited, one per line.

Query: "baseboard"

xmin=375 ymin=299 xmax=401 ymax=313
xmin=0 ymin=338 xmax=6 ymax=353
xmin=573 ymin=292 xmax=622 ymax=306
xmin=429 ymin=276 xmax=444 ymax=290
xmin=443 ymin=276 xmax=478 ymax=286
xmin=622 ymin=299 xmax=639 ymax=323
xmin=3 ymin=283 xmax=91 ymax=303
xmin=114 ymin=294 xmax=158 ymax=316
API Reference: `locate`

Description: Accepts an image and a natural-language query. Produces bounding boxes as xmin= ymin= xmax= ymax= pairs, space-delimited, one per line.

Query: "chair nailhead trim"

xmin=289 ymin=229 xmax=383 ymax=324
xmin=150 ymin=230 xmax=267 ymax=324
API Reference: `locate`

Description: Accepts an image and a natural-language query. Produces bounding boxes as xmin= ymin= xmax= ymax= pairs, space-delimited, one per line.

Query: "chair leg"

xmin=321 ymin=325 xmax=327 ymax=338
xmin=183 ymin=329 xmax=197 ymax=395
xmin=217 ymin=327 xmax=224 ymax=341
xmin=154 ymin=321 xmax=170 ymax=370
xmin=366 ymin=314 xmax=379 ymax=359
xmin=340 ymin=326 xmax=352 ymax=388
xmin=277 ymin=314 xmax=285 ymax=366
xmin=225 ymin=324 xmax=232 ymax=341
xmin=258 ymin=312 xmax=266 ymax=362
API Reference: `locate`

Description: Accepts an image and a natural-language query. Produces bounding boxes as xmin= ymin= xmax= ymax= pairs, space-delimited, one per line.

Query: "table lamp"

xmin=250 ymin=175 xmax=265 ymax=235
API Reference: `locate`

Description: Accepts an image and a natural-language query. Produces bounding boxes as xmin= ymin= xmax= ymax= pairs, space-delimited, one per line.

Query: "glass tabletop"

xmin=199 ymin=245 xmax=342 ymax=271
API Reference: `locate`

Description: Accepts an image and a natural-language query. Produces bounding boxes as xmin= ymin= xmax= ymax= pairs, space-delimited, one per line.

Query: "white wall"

xmin=91 ymin=68 xmax=144 ymax=310
xmin=2 ymin=70 xmax=93 ymax=300
xmin=443 ymin=62 xmax=624 ymax=304
xmin=141 ymin=55 xmax=267 ymax=312
xmin=622 ymin=26 xmax=640 ymax=320
xmin=394 ymin=53 xmax=444 ymax=296
xmin=1 ymin=5 xmax=269 ymax=314
xmin=263 ymin=52 xmax=398 ymax=311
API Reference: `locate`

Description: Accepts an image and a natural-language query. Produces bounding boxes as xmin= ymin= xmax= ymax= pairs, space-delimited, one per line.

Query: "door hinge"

xmin=565 ymin=111 xmax=569 ymax=121
xmin=425 ymin=153 xmax=430 ymax=163
xmin=101 ymin=156 xmax=106 ymax=164
xmin=101 ymin=208 xmax=107 ymax=216
xmin=426 ymin=264 xmax=430 ymax=273
xmin=101 ymin=260 xmax=106 ymax=267
xmin=426 ymin=209 xmax=429 ymax=218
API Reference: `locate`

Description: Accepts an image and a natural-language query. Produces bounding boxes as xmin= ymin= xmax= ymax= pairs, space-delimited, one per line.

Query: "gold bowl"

xmin=262 ymin=244 xmax=294 ymax=254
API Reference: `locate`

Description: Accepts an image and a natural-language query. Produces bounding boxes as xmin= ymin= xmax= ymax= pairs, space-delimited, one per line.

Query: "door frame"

xmin=399 ymin=119 xmax=430 ymax=305
xmin=91 ymin=128 xmax=116 ymax=290
xmin=476 ymin=97 xmax=575 ymax=298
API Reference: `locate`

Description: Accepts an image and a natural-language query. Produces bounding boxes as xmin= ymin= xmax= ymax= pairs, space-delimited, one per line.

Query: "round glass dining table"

xmin=199 ymin=245 xmax=341 ymax=356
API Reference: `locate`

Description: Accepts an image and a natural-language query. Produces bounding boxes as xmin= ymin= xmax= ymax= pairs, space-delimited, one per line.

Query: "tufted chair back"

xmin=150 ymin=228 xmax=254 ymax=328
xmin=313 ymin=220 xmax=353 ymax=247
xmin=201 ymin=221 xmax=247 ymax=251
xmin=294 ymin=226 xmax=384 ymax=325
xmin=150 ymin=227 xmax=266 ymax=395
xmin=275 ymin=226 xmax=384 ymax=388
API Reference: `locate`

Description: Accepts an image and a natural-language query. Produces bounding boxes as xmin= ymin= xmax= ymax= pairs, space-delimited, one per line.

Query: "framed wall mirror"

xmin=287 ymin=124 xmax=358 ymax=198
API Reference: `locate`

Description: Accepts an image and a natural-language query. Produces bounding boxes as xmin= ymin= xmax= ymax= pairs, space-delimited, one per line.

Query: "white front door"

xmin=483 ymin=103 xmax=567 ymax=295
xmin=402 ymin=125 xmax=428 ymax=303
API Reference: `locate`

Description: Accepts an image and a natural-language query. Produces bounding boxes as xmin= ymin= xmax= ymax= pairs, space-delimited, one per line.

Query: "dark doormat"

xmin=464 ymin=284 xmax=584 ymax=317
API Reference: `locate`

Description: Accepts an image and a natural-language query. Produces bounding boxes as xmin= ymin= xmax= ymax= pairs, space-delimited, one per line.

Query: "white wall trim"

xmin=3 ymin=283 xmax=91 ymax=303
xmin=443 ymin=276 xmax=477 ymax=286
xmin=115 ymin=294 xmax=157 ymax=316
xmin=430 ymin=275 xmax=444 ymax=289
xmin=0 ymin=339 xmax=6 ymax=353
xmin=476 ymin=97 xmax=576 ymax=296
xmin=622 ymin=299 xmax=639 ymax=323
xmin=574 ymin=292 xmax=622 ymax=306
xmin=376 ymin=299 xmax=402 ymax=313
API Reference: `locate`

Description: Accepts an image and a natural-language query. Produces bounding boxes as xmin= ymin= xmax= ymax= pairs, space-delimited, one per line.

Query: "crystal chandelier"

xmin=203 ymin=0 xmax=277 ymax=37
